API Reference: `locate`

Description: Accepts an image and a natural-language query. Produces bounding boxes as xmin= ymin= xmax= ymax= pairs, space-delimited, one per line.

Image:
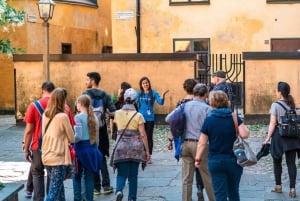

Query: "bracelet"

xmin=195 ymin=158 xmax=201 ymax=162
xmin=168 ymin=138 xmax=173 ymax=142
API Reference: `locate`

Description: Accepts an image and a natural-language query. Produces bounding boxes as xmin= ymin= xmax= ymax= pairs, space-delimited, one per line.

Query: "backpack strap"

xmin=33 ymin=100 xmax=44 ymax=117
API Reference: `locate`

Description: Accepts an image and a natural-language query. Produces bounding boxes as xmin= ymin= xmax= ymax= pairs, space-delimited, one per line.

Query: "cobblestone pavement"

xmin=1 ymin=115 xmax=300 ymax=200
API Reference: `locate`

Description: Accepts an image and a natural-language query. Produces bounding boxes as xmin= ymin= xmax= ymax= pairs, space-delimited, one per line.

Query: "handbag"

xmin=109 ymin=111 xmax=138 ymax=167
xmin=232 ymin=113 xmax=257 ymax=167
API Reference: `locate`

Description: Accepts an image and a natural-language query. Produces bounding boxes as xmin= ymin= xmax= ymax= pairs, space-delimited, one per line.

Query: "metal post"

xmin=43 ymin=21 xmax=50 ymax=81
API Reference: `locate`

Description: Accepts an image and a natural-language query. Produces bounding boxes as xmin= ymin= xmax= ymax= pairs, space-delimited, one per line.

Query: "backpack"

xmin=168 ymin=102 xmax=186 ymax=138
xmin=276 ymin=101 xmax=300 ymax=138
xmin=32 ymin=100 xmax=44 ymax=152
xmin=85 ymin=90 xmax=107 ymax=129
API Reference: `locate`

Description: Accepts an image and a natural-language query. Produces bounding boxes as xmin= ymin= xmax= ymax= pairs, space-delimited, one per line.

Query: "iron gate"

xmin=194 ymin=53 xmax=245 ymax=114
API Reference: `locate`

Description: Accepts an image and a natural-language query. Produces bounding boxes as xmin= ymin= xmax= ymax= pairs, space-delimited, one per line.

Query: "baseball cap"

xmin=124 ymin=88 xmax=137 ymax=101
xmin=212 ymin=70 xmax=226 ymax=78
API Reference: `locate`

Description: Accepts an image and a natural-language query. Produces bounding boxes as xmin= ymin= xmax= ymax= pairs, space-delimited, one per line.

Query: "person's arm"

xmin=195 ymin=133 xmax=208 ymax=168
xmin=238 ymin=123 xmax=250 ymax=139
xmin=23 ymin=123 xmax=34 ymax=162
xmin=264 ymin=114 xmax=277 ymax=144
xmin=63 ymin=115 xmax=75 ymax=144
xmin=162 ymin=90 xmax=169 ymax=99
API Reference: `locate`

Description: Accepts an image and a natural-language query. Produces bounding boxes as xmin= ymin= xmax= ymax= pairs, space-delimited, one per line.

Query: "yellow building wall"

xmin=14 ymin=60 xmax=194 ymax=118
xmin=111 ymin=0 xmax=300 ymax=53
xmin=0 ymin=0 xmax=111 ymax=112
xmin=245 ymin=60 xmax=300 ymax=115
xmin=0 ymin=55 xmax=14 ymax=113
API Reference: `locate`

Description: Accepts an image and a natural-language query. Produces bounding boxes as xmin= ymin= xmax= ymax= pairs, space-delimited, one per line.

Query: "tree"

xmin=0 ymin=0 xmax=25 ymax=55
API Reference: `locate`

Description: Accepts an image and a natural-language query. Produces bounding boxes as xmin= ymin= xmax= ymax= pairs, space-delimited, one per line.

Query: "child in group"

xmin=72 ymin=94 xmax=103 ymax=201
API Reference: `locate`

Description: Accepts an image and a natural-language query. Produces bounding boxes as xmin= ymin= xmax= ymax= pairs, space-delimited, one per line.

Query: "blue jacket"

xmin=136 ymin=89 xmax=164 ymax=121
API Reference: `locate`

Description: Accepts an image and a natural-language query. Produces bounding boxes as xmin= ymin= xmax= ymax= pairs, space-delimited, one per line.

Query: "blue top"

xmin=74 ymin=113 xmax=90 ymax=142
xmin=211 ymin=81 xmax=233 ymax=102
xmin=136 ymin=89 xmax=164 ymax=121
xmin=201 ymin=108 xmax=242 ymax=159
xmin=74 ymin=113 xmax=102 ymax=173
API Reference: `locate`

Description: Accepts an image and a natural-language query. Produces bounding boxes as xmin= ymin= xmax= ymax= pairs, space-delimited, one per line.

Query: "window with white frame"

xmin=173 ymin=38 xmax=210 ymax=53
xmin=169 ymin=0 xmax=209 ymax=5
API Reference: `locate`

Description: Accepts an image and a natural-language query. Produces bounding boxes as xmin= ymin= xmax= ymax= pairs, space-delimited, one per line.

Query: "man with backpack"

xmin=83 ymin=72 xmax=116 ymax=195
xmin=22 ymin=81 xmax=55 ymax=201
xmin=23 ymin=82 xmax=75 ymax=201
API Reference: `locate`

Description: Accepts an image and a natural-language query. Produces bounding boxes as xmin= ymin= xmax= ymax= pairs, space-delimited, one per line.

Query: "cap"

xmin=124 ymin=88 xmax=137 ymax=101
xmin=212 ymin=70 xmax=226 ymax=78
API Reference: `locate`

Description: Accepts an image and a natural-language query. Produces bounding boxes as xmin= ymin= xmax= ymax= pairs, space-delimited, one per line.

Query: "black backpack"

xmin=276 ymin=101 xmax=300 ymax=138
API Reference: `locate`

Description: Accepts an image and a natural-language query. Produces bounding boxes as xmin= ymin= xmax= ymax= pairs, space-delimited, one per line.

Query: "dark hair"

xmin=115 ymin=82 xmax=132 ymax=109
xmin=41 ymin=81 xmax=55 ymax=93
xmin=139 ymin=76 xmax=153 ymax=104
xmin=87 ymin=72 xmax=101 ymax=85
xmin=278 ymin=81 xmax=295 ymax=109
xmin=193 ymin=83 xmax=208 ymax=97
xmin=183 ymin=79 xmax=197 ymax=94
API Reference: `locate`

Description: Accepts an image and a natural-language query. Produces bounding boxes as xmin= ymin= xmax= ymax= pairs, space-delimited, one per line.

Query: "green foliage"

xmin=0 ymin=0 xmax=25 ymax=55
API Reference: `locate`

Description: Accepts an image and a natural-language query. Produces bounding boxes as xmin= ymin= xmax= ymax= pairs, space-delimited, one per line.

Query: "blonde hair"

xmin=45 ymin=88 xmax=67 ymax=119
xmin=209 ymin=90 xmax=229 ymax=109
xmin=76 ymin=95 xmax=97 ymax=144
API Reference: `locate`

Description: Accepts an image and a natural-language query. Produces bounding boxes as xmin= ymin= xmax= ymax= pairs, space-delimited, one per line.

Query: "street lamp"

xmin=37 ymin=0 xmax=55 ymax=81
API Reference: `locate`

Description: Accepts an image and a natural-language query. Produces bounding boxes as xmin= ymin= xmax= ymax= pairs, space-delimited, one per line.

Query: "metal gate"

xmin=194 ymin=53 xmax=245 ymax=115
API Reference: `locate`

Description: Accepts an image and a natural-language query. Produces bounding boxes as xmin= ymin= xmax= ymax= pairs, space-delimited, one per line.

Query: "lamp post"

xmin=37 ymin=0 xmax=55 ymax=81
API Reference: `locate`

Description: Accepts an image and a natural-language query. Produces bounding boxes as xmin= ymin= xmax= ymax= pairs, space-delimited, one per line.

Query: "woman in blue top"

xmin=72 ymin=95 xmax=103 ymax=201
xmin=136 ymin=76 xmax=169 ymax=164
xmin=195 ymin=90 xmax=249 ymax=201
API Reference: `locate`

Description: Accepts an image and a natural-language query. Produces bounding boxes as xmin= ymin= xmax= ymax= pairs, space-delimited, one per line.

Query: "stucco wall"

xmin=14 ymin=59 xmax=194 ymax=118
xmin=111 ymin=0 xmax=300 ymax=53
xmin=245 ymin=59 xmax=300 ymax=115
xmin=0 ymin=55 xmax=14 ymax=113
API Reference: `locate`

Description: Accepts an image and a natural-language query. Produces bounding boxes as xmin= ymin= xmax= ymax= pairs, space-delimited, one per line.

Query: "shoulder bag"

xmin=109 ymin=111 xmax=138 ymax=167
xmin=232 ymin=113 xmax=257 ymax=167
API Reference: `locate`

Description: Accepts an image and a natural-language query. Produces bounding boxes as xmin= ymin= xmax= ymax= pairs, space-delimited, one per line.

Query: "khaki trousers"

xmin=181 ymin=141 xmax=215 ymax=201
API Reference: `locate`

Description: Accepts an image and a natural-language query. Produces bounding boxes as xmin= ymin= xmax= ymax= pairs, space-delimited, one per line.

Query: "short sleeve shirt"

xmin=114 ymin=110 xmax=145 ymax=130
xmin=24 ymin=97 xmax=49 ymax=150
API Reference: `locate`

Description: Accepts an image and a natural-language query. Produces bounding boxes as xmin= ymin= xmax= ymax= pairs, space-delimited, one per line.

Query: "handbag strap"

xmin=232 ymin=113 xmax=239 ymax=137
xmin=113 ymin=111 xmax=138 ymax=150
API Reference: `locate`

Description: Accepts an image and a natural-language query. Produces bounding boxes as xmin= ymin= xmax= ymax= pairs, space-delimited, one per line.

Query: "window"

xmin=267 ymin=0 xmax=300 ymax=3
xmin=169 ymin=0 xmax=209 ymax=5
xmin=173 ymin=38 xmax=210 ymax=53
xmin=62 ymin=43 xmax=72 ymax=54
xmin=55 ymin=0 xmax=98 ymax=8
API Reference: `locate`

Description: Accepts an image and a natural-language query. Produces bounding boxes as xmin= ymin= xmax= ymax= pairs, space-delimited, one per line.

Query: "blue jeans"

xmin=45 ymin=165 xmax=66 ymax=201
xmin=116 ymin=161 xmax=139 ymax=201
xmin=208 ymin=156 xmax=243 ymax=201
xmin=73 ymin=166 xmax=94 ymax=201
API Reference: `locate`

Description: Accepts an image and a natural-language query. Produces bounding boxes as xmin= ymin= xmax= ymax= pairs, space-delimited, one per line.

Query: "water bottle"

xmin=74 ymin=122 xmax=82 ymax=140
xmin=234 ymin=148 xmax=247 ymax=163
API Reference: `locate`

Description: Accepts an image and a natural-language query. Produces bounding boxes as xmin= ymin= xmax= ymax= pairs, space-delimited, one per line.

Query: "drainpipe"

xmin=136 ymin=0 xmax=141 ymax=53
